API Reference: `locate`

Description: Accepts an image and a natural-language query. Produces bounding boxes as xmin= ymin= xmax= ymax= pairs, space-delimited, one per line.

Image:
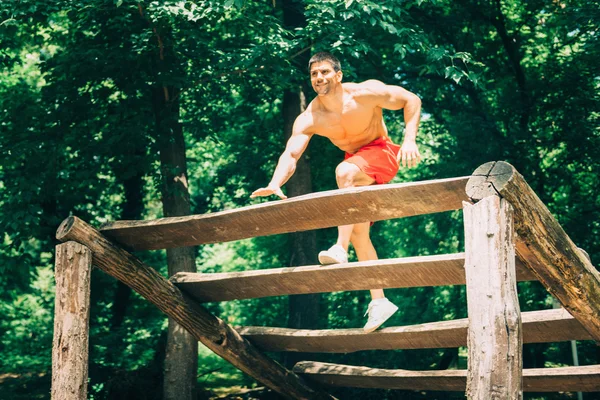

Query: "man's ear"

xmin=337 ymin=70 xmax=343 ymax=82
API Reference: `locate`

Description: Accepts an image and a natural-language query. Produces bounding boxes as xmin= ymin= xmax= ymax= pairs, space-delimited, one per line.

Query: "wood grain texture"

xmin=55 ymin=217 xmax=334 ymax=400
xmin=238 ymin=309 xmax=590 ymax=353
xmin=293 ymin=362 xmax=600 ymax=392
xmin=463 ymin=196 xmax=522 ymax=399
xmin=100 ymin=177 xmax=470 ymax=250
xmin=52 ymin=242 xmax=92 ymax=400
xmin=467 ymin=161 xmax=600 ymax=342
xmin=172 ymin=253 xmax=536 ymax=303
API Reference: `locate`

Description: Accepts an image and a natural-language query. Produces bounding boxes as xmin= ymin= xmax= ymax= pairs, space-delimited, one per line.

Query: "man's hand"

xmin=250 ymin=184 xmax=287 ymax=200
xmin=398 ymin=141 xmax=421 ymax=168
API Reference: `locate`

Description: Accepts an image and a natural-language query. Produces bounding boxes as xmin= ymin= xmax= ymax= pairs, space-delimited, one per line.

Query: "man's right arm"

xmin=250 ymin=113 xmax=313 ymax=200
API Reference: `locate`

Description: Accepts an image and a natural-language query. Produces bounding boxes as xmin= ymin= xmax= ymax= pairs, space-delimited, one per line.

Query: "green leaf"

xmin=428 ymin=47 xmax=446 ymax=62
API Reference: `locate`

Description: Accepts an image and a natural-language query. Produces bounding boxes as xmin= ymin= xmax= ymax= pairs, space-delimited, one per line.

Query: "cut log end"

xmin=467 ymin=161 xmax=516 ymax=202
xmin=56 ymin=216 xmax=76 ymax=241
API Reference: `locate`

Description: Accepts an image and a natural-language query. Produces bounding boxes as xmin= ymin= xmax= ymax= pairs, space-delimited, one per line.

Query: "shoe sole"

xmin=318 ymin=253 xmax=345 ymax=265
xmin=363 ymin=306 xmax=398 ymax=333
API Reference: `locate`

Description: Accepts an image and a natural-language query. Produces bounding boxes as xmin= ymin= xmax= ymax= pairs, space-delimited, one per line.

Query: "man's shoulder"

xmin=344 ymin=80 xmax=387 ymax=97
xmin=293 ymin=101 xmax=321 ymax=132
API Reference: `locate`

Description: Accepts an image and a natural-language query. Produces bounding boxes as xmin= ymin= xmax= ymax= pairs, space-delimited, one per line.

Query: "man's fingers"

xmin=250 ymin=187 xmax=287 ymax=199
xmin=400 ymin=150 xmax=422 ymax=168
xmin=250 ymin=188 xmax=270 ymax=198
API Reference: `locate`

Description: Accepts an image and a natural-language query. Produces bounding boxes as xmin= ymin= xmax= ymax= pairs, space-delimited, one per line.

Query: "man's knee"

xmin=335 ymin=162 xmax=362 ymax=188
xmin=351 ymin=222 xmax=371 ymax=244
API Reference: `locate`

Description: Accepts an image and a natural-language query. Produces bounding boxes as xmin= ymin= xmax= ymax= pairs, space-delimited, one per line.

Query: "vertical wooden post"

xmin=52 ymin=241 xmax=92 ymax=400
xmin=463 ymin=196 xmax=522 ymax=399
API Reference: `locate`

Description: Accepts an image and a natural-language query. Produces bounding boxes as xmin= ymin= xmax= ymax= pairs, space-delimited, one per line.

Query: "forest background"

xmin=1 ymin=0 xmax=599 ymax=399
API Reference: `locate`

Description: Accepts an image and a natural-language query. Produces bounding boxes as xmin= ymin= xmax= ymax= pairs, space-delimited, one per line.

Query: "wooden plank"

xmin=172 ymin=253 xmax=537 ymax=303
xmin=238 ymin=309 xmax=590 ymax=353
xmin=467 ymin=161 xmax=600 ymax=342
xmin=100 ymin=176 xmax=470 ymax=251
xmin=52 ymin=242 xmax=92 ymax=400
xmin=55 ymin=217 xmax=334 ymax=400
xmin=293 ymin=362 xmax=600 ymax=392
xmin=463 ymin=196 xmax=522 ymax=398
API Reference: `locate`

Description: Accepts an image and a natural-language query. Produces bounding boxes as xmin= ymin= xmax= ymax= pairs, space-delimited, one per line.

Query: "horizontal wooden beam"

xmin=56 ymin=216 xmax=334 ymax=400
xmin=467 ymin=161 xmax=600 ymax=342
xmin=293 ymin=362 xmax=600 ymax=392
xmin=172 ymin=253 xmax=536 ymax=303
xmin=239 ymin=309 xmax=590 ymax=353
xmin=100 ymin=177 xmax=470 ymax=250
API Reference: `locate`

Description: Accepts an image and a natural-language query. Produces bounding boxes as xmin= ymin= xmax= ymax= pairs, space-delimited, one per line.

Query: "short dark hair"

xmin=308 ymin=52 xmax=341 ymax=73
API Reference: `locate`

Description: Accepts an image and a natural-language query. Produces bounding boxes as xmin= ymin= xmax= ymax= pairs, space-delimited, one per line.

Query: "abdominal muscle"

xmin=323 ymin=112 xmax=389 ymax=154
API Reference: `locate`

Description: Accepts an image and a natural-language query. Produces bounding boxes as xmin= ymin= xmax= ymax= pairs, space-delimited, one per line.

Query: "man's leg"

xmin=350 ymin=220 xmax=398 ymax=332
xmin=333 ymin=161 xmax=375 ymax=250
xmin=324 ymin=161 xmax=398 ymax=332
xmin=350 ymin=222 xmax=385 ymax=300
xmin=318 ymin=161 xmax=374 ymax=264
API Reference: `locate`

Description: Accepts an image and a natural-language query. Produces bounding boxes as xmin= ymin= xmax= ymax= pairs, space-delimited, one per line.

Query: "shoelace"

xmin=364 ymin=302 xmax=375 ymax=317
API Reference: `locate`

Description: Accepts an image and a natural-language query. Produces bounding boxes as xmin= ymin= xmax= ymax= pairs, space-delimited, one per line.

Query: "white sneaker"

xmin=318 ymin=244 xmax=348 ymax=265
xmin=363 ymin=298 xmax=399 ymax=333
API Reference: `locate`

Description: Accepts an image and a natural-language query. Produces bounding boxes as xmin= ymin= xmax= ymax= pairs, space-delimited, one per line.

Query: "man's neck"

xmin=317 ymin=84 xmax=344 ymax=112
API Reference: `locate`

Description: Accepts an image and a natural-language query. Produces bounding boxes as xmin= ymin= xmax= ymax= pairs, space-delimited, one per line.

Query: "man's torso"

xmin=307 ymin=83 xmax=389 ymax=153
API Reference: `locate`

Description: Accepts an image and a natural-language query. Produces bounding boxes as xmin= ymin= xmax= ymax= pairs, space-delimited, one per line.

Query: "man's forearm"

xmin=403 ymin=96 xmax=421 ymax=142
xmin=268 ymin=153 xmax=297 ymax=188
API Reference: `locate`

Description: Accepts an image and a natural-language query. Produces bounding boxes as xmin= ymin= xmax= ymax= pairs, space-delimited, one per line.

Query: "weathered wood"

xmin=55 ymin=217 xmax=334 ymax=400
xmin=172 ymin=253 xmax=536 ymax=303
xmin=52 ymin=242 xmax=92 ymax=400
xmin=238 ymin=309 xmax=590 ymax=353
xmin=100 ymin=176 xmax=470 ymax=250
xmin=463 ymin=196 xmax=522 ymax=399
xmin=293 ymin=362 xmax=600 ymax=392
xmin=467 ymin=161 xmax=600 ymax=341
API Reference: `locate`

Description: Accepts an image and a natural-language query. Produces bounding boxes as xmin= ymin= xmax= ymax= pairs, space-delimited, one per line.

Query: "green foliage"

xmin=0 ymin=264 xmax=55 ymax=373
xmin=1 ymin=0 xmax=599 ymax=398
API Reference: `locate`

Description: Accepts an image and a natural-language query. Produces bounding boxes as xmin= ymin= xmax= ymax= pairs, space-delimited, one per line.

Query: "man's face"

xmin=310 ymin=61 xmax=342 ymax=95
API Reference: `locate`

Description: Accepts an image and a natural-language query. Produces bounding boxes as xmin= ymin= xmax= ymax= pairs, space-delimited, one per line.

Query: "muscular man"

xmin=251 ymin=52 xmax=422 ymax=332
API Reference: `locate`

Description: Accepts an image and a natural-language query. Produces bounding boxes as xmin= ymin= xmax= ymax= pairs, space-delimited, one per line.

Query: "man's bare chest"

xmin=316 ymin=102 xmax=380 ymax=139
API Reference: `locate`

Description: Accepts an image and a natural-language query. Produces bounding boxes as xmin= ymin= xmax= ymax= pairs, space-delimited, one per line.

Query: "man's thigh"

xmin=337 ymin=161 xmax=376 ymax=186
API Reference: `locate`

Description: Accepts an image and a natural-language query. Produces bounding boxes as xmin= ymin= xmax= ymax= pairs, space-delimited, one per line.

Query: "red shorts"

xmin=344 ymin=137 xmax=401 ymax=184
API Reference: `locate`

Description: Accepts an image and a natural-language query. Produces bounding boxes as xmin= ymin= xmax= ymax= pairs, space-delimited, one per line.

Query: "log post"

xmin=52 ymin=241 xmax=92 ymax=400
xmin=467 ymin=161 xmax=600 ymax=341
xmin=56 ymin=216 xmax=334 ymax=400
xmin=463 ymin=196 xmax=522 ymax=399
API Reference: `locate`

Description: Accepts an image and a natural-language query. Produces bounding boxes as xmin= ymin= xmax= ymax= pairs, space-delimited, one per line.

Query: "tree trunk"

xmin=153 ymin=86 xmax=198 ymax=400
xmin=280 ymin=0 xmax=320 ymax=368
xmin=283 ymin=86 xmax=320 ymax=368
xmin=111 ymin=172 xmax=145 ymax=330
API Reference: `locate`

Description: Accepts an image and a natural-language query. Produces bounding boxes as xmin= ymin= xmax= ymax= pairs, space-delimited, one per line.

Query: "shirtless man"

xmin=251 ymin=52 xmax=422 ymax=332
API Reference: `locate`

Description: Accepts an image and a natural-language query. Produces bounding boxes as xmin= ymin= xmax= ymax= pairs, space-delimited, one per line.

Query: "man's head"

xmin=308 ymin=52 xmax=343 ymax=96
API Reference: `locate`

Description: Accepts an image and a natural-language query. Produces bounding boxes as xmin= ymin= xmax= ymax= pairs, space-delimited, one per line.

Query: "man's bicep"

xmin=284 ymin=113 xmax=314 ymax=159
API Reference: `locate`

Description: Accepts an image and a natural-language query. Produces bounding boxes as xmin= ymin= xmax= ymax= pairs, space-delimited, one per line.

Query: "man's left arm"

xmin=362 ymin=80 xmax=422 ymax=168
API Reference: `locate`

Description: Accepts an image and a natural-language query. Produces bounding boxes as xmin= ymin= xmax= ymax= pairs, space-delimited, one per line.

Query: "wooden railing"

xmin=52 ymin=161 xmax=600 ymax=399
